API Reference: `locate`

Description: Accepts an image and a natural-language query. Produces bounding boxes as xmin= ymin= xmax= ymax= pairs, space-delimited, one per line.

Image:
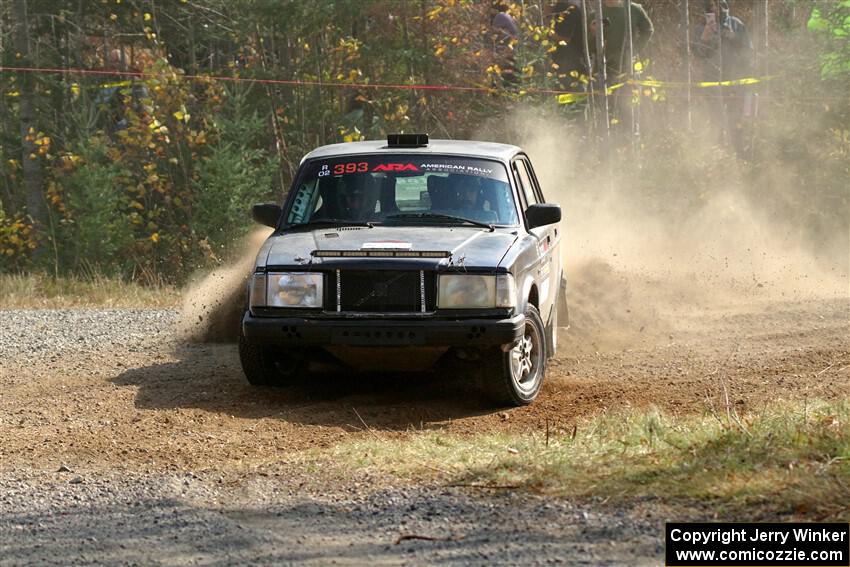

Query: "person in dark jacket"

xmin=549 ymin=0 xmax=588 ymax=90
xmin=490 ymin=3 xmax=520 ymax=88
xmin=589 ymin=0 xmax=654 ymax=79
xmin=693 ymin=0 xmax=754 ymax=155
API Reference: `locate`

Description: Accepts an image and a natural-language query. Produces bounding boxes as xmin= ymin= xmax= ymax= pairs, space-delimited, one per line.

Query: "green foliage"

xmin=192 ymin=86 xmax=278 ymax=253
xmin=60 ymin=147 xmax=132 ymax=274
xmin=808 ymin=0 xmax=850 ymax=80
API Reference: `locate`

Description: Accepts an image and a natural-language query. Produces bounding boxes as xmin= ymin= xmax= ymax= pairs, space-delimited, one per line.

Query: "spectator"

xmin=549 ymin=0 xmax=588 ymax=90
xmin=490 ymin=3 xmax=520 ymax=88
xmin=590 ymin=0 xmax=654 ymax=79
xmin=693 ymin=0 xmax=754 ymax=154
xmin=693 ymin=0 xmax=753 ymax=82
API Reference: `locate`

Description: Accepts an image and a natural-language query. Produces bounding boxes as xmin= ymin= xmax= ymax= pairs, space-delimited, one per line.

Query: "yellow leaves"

xmin=426 ymin=6 xmax=443 ymax=20
xmin=303 ymin=42 xmax=310 ymax=51
xmin=131 ymin=201 xmax=145 ymax=211
xmin=150 ymin=233 xmax=160 ymax=243
xmin=634 ymin=60 xmax=644 ymax=72
xmin=144 ymin=12 xmax=152 ymax=21
xmin=173 ymin=105 xmax=190 ymax=123
xmin=339 ymin=126 xmax=363 ymax=143
xmin=348 ymin=69 xmax=362 ymax=81
xmin=0 ymin=214 xmax=35 ymax=262
xmin=434 ymin=44 xmax=446 ymax=58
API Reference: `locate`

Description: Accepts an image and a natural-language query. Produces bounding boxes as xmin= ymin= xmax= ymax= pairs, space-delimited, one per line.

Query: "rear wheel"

xmin=480 ymin=304 xmax=547 ymax=406
xmin=238 ymin=328 xmax=303 ymax=386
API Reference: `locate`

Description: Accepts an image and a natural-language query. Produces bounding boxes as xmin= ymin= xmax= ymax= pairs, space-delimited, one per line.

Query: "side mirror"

xmin=525 ymin=203 xmax=561 ymax=229
xmin=252 ymin=203 xmax=282 ymax=228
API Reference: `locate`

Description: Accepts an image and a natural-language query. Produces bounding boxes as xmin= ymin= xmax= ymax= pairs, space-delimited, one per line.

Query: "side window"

xmin=513 ymin=159 xmax=540 ymax=206
xmin=524 ymin=159 xmax=546 ymax=203
xmin=287 ymin=179 xmax=320 ymax=224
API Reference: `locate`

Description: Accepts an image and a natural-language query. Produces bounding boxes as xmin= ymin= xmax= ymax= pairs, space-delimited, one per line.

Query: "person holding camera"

xmin=694 ymin=0 xmax=754 ymax=155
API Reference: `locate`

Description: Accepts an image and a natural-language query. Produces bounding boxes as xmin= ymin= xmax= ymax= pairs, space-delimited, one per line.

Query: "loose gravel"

xmin=0 ymin=309 xmax=177 ymax=361
xmin=0 ymin=469 xmax=662 ymax=566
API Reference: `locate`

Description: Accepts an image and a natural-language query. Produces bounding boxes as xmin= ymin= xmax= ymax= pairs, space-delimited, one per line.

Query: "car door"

xmin=524 ymin=156 xmax=562 ymax=318
xmin=512 ymin=155 xmax=557 ymax=325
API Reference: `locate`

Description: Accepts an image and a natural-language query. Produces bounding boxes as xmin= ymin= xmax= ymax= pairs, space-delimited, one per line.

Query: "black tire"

xmin=480 ymin=304 xmax=547 ymax=406
xmin=238 ymin=328 xmax=303 ymax=387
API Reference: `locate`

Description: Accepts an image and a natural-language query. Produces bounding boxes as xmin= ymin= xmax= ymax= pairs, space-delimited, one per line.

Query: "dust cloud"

xmin=477 ymin=104 xmax=848 ymax=351
xmin=176 ymin=228 xmax=271 ymax=343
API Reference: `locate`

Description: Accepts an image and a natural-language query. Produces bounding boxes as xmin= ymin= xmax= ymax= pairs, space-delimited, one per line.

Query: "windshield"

xmin=284 ymin=155 xmax=519 ymax=227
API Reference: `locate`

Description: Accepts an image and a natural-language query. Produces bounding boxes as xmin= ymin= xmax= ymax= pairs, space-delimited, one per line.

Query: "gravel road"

xmin=1 ymin=265 xmax=847 ymax=565
xmin=0 ymin=468 xmax=662 ymax=566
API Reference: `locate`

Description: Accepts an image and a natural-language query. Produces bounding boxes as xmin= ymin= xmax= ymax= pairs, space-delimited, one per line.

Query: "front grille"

xmin=327 ymin=270 xmax=436 ymax=312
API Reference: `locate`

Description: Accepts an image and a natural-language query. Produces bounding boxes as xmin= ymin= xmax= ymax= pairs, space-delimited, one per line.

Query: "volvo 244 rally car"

xmin=240 ymin=133 xmax=568 ymax=406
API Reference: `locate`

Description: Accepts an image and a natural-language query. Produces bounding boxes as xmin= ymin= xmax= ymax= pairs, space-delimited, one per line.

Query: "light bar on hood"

xmin=312 ymin=250 xmax=450 ymax=258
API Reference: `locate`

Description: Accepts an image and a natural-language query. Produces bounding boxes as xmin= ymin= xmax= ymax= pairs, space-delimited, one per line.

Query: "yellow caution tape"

xmin=557 ymin=75 xmax=775 ymax=105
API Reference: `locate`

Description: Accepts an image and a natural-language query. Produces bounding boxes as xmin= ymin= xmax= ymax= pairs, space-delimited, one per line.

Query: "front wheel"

xmin=238 ymin=328 xmax=303 ymax=386
xmin=480 ymin=304 xmax=547 ymax=406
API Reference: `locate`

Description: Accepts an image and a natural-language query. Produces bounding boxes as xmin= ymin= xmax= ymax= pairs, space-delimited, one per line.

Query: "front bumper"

xmin=242 ymin=312 xmax=525 ymax=347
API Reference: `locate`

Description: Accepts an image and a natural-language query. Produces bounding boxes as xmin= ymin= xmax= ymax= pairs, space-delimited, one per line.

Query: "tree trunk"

xmin=12 ymin=0 xmax=46 ymax=250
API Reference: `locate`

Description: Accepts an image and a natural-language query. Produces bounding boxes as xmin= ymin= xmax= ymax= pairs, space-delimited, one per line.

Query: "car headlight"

xmin=438 ymin=274 xmax=516 ymax=309
xmin=250 ymin=272 xmax=323 ymax=309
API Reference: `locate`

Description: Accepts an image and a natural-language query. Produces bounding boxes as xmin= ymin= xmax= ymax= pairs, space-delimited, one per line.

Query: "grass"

xmin=325 ymin=400 xmax=850 ymax=520
xmin=0 ymin=273 xmax=181 ymax=308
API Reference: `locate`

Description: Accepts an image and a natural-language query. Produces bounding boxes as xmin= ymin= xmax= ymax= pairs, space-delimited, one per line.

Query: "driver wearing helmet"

xmin=454 ymin=175 xmax=483 ymax=212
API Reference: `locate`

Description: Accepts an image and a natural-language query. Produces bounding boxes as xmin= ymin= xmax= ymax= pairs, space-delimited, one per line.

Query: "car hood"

xmin=260 ymin=225 xmax=518 ymax=271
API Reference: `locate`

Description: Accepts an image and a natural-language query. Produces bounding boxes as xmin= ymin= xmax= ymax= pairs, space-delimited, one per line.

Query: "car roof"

xmin=301 ymin=139 xmax=523 ymax=163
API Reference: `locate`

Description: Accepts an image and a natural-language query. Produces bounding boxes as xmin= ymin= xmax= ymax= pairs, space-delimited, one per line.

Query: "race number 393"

xmin=665 ymin=523 xmax=850 ymax=567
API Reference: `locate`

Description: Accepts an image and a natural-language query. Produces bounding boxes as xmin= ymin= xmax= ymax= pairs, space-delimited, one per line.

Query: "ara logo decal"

xmin=372 ymin=163 xmax=419 ymax=172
